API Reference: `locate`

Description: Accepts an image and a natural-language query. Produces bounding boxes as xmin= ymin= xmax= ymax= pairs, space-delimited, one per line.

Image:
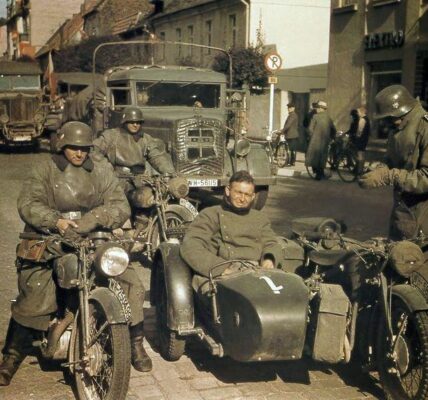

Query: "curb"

xmin=277 ymin=166 xmax=342 ymax=181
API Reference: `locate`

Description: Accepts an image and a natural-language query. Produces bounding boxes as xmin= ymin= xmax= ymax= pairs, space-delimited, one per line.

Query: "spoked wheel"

xmin=155 ymin=266 xmax=186 ymax=361
xmin=276 ymin=143 xmax=289 ymax=168
xmin=377 ymin=297 xmax=428 ymax=400
xmin=336 ymin=151 xmax=358 ymax=183
xmin=74 ymin=302 xmax=131 ymax=400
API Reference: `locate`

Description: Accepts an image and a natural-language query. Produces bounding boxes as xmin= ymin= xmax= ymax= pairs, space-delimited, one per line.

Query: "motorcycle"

xmin=117 ymin=171 xmax=197 ymax=258
xmin=269 ymin=129 xmax=290 ymax=168
xmin=20 ymin=230 xmax=132 ymax=400
xmin=151 ymin=221 xmax=428 ymax=400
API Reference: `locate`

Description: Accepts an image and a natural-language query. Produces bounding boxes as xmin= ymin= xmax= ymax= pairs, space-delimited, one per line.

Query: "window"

xmin=229 ymin=14 xmax=236 ymax=48
xmin=371 ymin=0 xmax=401 ymax=7
xmin=332 ymin=0 xmax=358 ymax=12
xmin=187 ymin=25 xmax=194 ymax=57
xmin=205 ymin=20 xmax=212 ymax=54
xmin=176 ymin=28 xmax=182 ymax=58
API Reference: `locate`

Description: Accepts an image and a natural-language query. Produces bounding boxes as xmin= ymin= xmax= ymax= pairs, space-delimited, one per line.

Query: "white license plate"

xmin=13 ymin=135 xmax=32 ymax=142
xmin=280 ymin=134 xmax=285 ymax=141
xmin=188 ymin=178 xmax=218 ymax=187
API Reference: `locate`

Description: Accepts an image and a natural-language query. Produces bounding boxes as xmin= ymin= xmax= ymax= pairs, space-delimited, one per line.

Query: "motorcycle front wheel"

xmin=377 ymin=297 xmax=428 ymax=400
xmin=74 ymin=301 xmax=131 ymax=400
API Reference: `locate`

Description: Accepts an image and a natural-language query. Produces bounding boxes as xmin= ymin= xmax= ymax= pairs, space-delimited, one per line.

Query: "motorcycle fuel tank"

xmin=215 ymin=269 xmax=309 ymax=362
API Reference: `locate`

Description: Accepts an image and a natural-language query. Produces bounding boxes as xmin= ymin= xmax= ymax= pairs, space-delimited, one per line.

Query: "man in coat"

xmin=305 ymin=101 xmax=336 ymax=180
xmin=359 ymin=85 xmax=428 ymax=240
xmin=180 ymin=170 xmax=283 ymax=294
xmin=281 ymin=102 xmax=299 ymax=166
xmin=0 ymin=122 xmax=152 ymax=387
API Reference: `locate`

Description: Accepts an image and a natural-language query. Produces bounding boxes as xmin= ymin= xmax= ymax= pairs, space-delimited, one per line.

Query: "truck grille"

xmin=175 ymin=118 xmax=224 ymax=176
xmin=0 ymin=95 xmax=39 ymax=123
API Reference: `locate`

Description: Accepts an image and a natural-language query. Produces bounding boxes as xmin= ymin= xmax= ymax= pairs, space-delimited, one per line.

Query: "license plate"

xmin=13 ymin=135 xmax=32 ymax=142
xmin=280 ymin=134 xmax=285 ymax=141
xmin=187 ymin=178 xmax=218 ymax=187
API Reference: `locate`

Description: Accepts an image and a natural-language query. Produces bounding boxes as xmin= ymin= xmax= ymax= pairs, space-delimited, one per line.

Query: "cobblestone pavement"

xmin=0 ymin=151 xmax=387 ymax=400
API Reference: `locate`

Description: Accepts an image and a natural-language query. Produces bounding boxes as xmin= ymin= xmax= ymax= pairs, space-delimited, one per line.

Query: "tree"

xmin=212 ymin=46 xmax=268 ymax=94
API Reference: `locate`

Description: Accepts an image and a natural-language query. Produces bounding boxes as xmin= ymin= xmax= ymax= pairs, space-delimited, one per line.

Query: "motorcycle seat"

xmin=308 ymin=249 xmax=354 ymax=266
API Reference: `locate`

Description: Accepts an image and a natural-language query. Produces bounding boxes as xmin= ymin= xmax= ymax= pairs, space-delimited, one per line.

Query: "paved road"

xmin=0 ymin=151 xmax=392 ymax=400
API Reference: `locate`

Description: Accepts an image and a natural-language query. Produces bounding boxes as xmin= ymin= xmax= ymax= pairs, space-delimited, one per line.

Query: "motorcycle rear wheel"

xmin=155 ymin=266 xmax=186 ymax=361
xmin=276 ymin=143 xmax=289 ymax=168
xmin=74 ymin=301 xmax=131 ymax=400
xmin=377 ymin=297 xmax=428 ymax=400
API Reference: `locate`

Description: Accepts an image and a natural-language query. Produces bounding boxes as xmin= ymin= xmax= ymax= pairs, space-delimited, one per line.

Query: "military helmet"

xmin=122 ymin=107 xmax=144 ymax=124
xmin=57 ymin=121 xmax=93 ymax=150
xmin=374 ymin=85 xmax=417 ymax=119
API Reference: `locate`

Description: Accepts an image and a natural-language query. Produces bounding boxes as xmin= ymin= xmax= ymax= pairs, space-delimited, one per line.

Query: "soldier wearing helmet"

xmin=0 ymin=121 xmax=151 ymax=387
xmin=359 ymin=84 xmax=428 ymax=240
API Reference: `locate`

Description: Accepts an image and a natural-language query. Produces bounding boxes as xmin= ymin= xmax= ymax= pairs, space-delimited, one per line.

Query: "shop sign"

xmin=364 ymin=30 xmax=404 ymax=50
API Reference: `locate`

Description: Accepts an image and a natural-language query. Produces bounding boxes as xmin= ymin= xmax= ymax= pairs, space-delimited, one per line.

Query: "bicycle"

xmin=268 ymin=129 xmax=290 ymax=168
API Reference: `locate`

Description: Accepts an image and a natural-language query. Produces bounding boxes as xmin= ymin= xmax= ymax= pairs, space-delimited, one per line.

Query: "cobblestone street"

xmin=0 ymin=151 xmax=390 ymax=400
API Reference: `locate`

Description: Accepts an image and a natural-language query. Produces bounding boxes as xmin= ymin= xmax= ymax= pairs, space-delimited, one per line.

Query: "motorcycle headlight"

xmin=94 ymin=243 xmax=129 ymax=277
xmin=0 ymin=113 xmax=9 ymax=124
xmin=235 ymin=138 xmax=251 ymax=157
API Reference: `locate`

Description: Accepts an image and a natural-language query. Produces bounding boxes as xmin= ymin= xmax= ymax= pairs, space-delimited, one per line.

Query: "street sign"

xmin=268 ymin=76 xmax=278 ymax=84
xmin=264 ymin=52 xmax=282 ymax=72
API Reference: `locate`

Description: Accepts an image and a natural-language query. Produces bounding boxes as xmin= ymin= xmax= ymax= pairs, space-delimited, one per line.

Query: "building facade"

xmin=327 ymin=0 xmax=428 ymax=134
xmin=6 ymin=0 xmax=83 ymax=59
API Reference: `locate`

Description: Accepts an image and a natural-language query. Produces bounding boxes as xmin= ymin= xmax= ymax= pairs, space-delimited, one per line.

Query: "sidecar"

xmin=151 ymin=241 xmax=310 ymax=362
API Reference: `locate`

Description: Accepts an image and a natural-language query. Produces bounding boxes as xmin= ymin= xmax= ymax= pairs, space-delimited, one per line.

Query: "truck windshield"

xmin=0 ymin=75 xmax=40 ymax=90
xmin=136 ymin=81 xmax=220 ymax=108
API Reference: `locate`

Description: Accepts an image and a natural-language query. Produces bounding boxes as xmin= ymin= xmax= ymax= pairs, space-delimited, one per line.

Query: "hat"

xmin=315 ymin=101 xmax=328 ymax=109
xmin=287 ymin=102 xmax=295 ymax=108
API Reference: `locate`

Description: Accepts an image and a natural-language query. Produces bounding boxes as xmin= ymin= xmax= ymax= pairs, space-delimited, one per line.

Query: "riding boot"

xmin=129 ymin=322 xmax=152 ymax=372
xmin=356 ymin=160 xmax=365 ymax=176
xmin=0 ymin=319 xmax=31 ymax=386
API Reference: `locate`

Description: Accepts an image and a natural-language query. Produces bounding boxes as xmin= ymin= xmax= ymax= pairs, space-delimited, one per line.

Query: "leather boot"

xmin=0 ymin=319 xmax=29 ymax=386
xmin=130 ymin=322 xmax=152 ymax=372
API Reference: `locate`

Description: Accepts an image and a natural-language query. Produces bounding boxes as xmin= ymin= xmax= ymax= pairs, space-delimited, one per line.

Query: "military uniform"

xmin=93 ymin=127 xmax=175 ymax=175
xmin=12 ymin=154 xmax=146 ymax=331
xmin=384 ymin=103 xmax=428 ymax=239
xmin=180 ymin=203 xmax=283 ymax=279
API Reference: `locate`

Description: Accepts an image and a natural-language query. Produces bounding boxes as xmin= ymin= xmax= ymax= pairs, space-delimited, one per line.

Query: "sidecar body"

xmin=151 ymin=242 xmax=309 ymax=362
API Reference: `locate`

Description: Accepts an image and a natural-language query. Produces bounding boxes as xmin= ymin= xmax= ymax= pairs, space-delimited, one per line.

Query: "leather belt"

xmin=61 ymin=211 xmax=82 ymax=220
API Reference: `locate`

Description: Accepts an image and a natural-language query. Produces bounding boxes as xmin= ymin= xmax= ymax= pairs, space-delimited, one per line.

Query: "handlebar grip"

xmin=303 ymin=231 xmax=325 ymax=241
xmin=19 ymin=232 xmax=45 ymax=240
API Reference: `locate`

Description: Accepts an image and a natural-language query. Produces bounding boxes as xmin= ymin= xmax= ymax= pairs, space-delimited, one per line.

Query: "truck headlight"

xmin=34 ymin=112 xmax=45 ymax=124
xmin=0 ymin=113 xmax=9 ymax=124
xmin=235 ymin=138 xmax=251 ymax=157
xmin=94 ymin=243 xmax=129 ymax=277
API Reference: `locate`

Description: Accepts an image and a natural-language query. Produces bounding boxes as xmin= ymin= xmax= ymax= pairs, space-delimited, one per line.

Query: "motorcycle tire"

xmin=336 ymin=151 xmax=358 ymax=183
xmin=253 ymin=185 xmax=269 ymax=210
xmin=74 ymin=301 xmax=131 ymax=400
xmin=377 ymin=297 xmax=428 ymax=400
xmin=155 ymin=265 xmax=186 ymax=361
xmin=276 ymin=143 xmax=289 ymax=168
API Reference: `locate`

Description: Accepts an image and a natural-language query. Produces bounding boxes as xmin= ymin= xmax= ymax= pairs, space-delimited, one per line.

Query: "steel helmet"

xmin=374 ymin=85 xmax=417 ymax=119
xmin=122 ymin=107 xmax=144 ymax=124
xmin=57 ymin=121 xmax=93 ymax=150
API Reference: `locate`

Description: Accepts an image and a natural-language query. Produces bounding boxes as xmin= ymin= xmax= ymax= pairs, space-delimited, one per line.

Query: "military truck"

xmin=0 ymin=61 xmax=47 ymax=146
xmin=93 ymin=41 xmax=276 ymax=209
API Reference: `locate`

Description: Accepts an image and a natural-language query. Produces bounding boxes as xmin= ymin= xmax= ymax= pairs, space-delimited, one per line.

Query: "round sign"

xmin=264 ymin=52 xmax=282 ymax=72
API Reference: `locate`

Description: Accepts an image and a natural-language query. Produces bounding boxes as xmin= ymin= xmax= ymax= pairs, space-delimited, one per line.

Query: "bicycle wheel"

xmin=336 ymin=151 xmax=358 ymax=183
xmin=276 ymin=143 xmax=289 ymax=168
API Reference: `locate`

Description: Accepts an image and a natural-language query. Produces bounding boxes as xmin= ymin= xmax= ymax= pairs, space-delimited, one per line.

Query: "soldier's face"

xmin=126 ymin=121 xmax=142 ymax=134
xmin=64 ymin=146 xmax=89 ymax=166
xmin=225 ymin=181 xmax=255 ymax=209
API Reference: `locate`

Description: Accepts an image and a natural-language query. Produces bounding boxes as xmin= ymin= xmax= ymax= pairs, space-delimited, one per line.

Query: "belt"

xmin=61 ymin=211 xmax=82 ymax=220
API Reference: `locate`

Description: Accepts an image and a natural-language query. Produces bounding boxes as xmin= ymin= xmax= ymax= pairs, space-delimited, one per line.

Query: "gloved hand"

xmin=75 ymin=212 xmax=100 ymax=234
xmin=168 ymin=176 xmax=189 ymax=199
xmin=358 ymin=167 xmax=396 ymax=189
xmin=63 ymin=226 xmax=82 ymax=242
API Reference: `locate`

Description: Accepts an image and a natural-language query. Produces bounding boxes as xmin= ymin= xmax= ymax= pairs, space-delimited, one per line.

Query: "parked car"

xmin=0 ymin=61 xmax=47 ymax=147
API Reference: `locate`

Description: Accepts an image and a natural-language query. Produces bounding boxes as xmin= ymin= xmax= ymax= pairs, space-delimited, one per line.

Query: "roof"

xmin=107 ymin=65 xmax=226 ymax=83
xmin=54 ymin=72 xmax=103 ymax=85
xmin=81 ymin=0 xmax=105 ymax=17
xmin=150 ymin=0 xmax=214 ymax=19
xmin=0 ymin=61 xmax=42 ymax=75
xmin=276 ymin=63 xmax=327 ymax=93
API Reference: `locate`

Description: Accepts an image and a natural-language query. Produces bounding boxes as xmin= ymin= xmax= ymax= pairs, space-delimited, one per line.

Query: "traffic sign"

xmin=268 ymin=76 xmax=278 ymax=84
xmin=264 ymin=52 xmax=282 ymax=72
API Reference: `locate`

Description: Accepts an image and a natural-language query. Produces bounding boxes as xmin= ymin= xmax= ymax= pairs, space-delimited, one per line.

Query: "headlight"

xmin=95 ymin=243 xmax=129 ymax=277
xmin=0 ymin=113 xmax=9 ymax=124
xmin=235 ymin=138 xmax=251 ymax=157
xmin=34 ymin=112 xmax=45 ymax=124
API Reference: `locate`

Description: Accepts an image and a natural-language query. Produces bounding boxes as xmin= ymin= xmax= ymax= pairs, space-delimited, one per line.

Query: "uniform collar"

xmin=221 ymin=196 xmax=251 ymax=215
xmin=52 ymin=153 xmax=94 ymax=172
xmin=123 ymin=127 xmax=144 ymax=142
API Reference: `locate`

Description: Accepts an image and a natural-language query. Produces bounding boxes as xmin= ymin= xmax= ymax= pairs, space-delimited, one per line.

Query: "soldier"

xmin=359 ymin=85 xmax=428 ymax=240
xmin=305 ymin=101 xmax=336 ymax=180
xmin=180 ymin=170 xmax=283 ymax=294
xmin=0 ymin=122 xmax=152 ymax=387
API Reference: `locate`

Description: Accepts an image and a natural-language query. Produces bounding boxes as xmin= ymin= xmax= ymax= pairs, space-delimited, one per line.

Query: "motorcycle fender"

xmin=166 ymin=203 xmax=197 ymax=221
xmin=89 ymin=287 xmax=128 ymax=324
xmin=392 ymin=284 xmax=428 ymax=312
xmin=153 ymin=242 xmax=195 ymax=331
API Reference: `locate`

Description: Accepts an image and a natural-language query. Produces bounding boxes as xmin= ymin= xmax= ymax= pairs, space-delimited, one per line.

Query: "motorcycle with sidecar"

xmin=151 ymin=219 xmax=428 ymax=400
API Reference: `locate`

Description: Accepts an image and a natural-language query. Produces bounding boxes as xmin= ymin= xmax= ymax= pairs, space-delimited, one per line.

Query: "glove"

xmin=63 ymin=226 xmax=82 ymax=242
xmin=168 ymin=176 xmax=189 ymax=199
xmin=75 ymin=212 xmax=100 ymax=234
xmin=358 ymin=167 xmax=396 ymax=189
